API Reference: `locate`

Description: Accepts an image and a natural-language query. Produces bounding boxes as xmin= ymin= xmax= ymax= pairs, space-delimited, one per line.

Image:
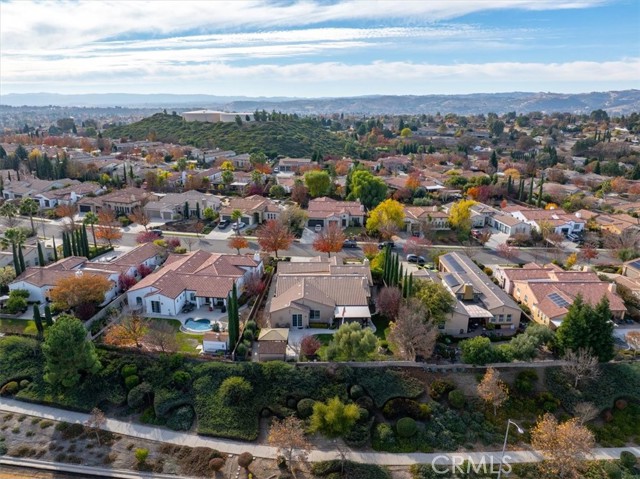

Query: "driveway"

xmin=205 ymin=228 xmax=237 ymax=240
xmin=485 ymin=230 xmax=510 ymax=250
xmin=299 ymin=227 xmax=317 ymax=245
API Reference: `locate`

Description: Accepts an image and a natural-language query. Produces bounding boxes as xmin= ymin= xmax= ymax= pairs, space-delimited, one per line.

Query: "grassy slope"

xmin=106 ymin=113 xmax=346 ymax=157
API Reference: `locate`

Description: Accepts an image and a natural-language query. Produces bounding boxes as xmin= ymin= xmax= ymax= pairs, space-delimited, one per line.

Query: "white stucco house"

xmin=127 ymin=250 xmax=263 ymax=316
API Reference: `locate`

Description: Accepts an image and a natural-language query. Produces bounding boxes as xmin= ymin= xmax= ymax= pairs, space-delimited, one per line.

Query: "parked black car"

xmin=343 ymin=239 xmax=358 ymax=248
xmin=378 ymin=241 xmax=395 ymax=250
xmin=181 ymin=303 xmax=195 ymax=313
xmin=218 ymin=220 xmax=230 ymax=229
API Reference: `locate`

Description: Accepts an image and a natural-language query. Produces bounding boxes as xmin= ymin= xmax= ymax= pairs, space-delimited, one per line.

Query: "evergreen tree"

xmin=518 ymin=179 xmax=525 ymax=201
xmin=195 ymin=202 xmax=201 ymax=219
xmin=590 ymin=297 xmax=615 ymax=362
xmin=37 ymin=241 xmax=46 ymax=267
xmin=183 ymin=201 xmax=190 ymax=219
xmin=52 ymin=237 xmax=58 ymax=262
xmin=33 ymin=304 xmax=44 ymax=340
xmin=507 ymin=175 xmax=513 ymax=196
xmin=398 ymin=263 xmax=404 ymax=289
xmin=82 ymin=225 xmax=90 ymax=257
xmin=594 ymin=161 xmax=601 ymax=175
xmin=70 ymin=230 xmax=78 ymax=256
xmin=18 ymin=245 xmax=25 ymax=273
xmin=528 ymin=177 xmax=535 ymax=205
xmin=490 ymin=150 xmax=498 ymax=171
xmin=44 ymin=305 xmax=53 ymax=327
xmin=228 ymin=284 xmax=240 ymax=353
xmin=407 ymin=273 xmax=414 ymax=297
xmin=537 ymin=174 xmax=544 ymax=208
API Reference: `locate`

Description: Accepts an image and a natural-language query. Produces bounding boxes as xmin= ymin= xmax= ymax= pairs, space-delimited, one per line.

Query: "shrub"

xmin=242 ymin=330 xmax=254 ymax=342
xmin=429 ymin=379 xmax=455 ymax=400
xmin=374 ymin=423 xmax=396 ymax=449
xmin=4 ymin=296 xmax=27 ymax=314
xmin=350 ymin=384 xmax=365 ymax=399
xmin=448 ymin=390 xmax=465 ymax=409
xmin=620 ymin=451 xmax=637 ymax=469
xmin=218 ymin=376 xmax=253 ymax=405
xmin=312 ymin=460 xmax=391 ymax=479
xmin=396 ymin=417 xmax=417 ymax=438
xmin=172 ymin=371 xmax=191 ymax=389
xmin=353 ymin=369 xmax=423 ymax=407
xmin=615 ymin=399 xmax=628 ymax=410
xmin=297 ymin=398 xmax=315 ymax=419
xmin=124 ymin=375 xmax=139 ymax=391
xmin=154 ymin=389 xmax=191 ymax=418
xmin=245 ymin=321 xmax=257 ymax=332
xmin=382 ymin=398 xmax=431 ymax=420
xmin=19 ymin=380 xmax=29 ymax=389
xmin=166 ymin=405 xmax=195 ymax=431
xmin=236 ymin=343 xmax=248 ymax=358
xmin=238 ymin=452 xmax=253 ymax=469
xmin=128 ymin=382 xmax=153 ymax=410
xmin=209 ymin=457 xmax=225 ymax=471
xmin=358 ymin=408 xmax=369 ymax=421
xmin=604 ymin=462 xmax=622 ymax=479
xmin=536 ymin=392 xmax=560 ymax=412
xmin=121 ymin=364 xmax=137 ymax=378
xmin=356 ymin=396 xmax=374 ymax=411
xmin=135 ymin=448 xmax=149 ymax=464
xmin=514 ymin=370 xmax=539 ymax=395
xmin=0 ymin=382 xmax=19 ymax=396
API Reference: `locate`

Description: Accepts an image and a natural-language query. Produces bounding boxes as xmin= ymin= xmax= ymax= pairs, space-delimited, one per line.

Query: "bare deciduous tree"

xmin=386 ymin=299 xmax=437 ymax=361
xmin=145 ymin=321 xmax=178 ymax=353
xmin=573 ymin=402 xmax=599 ymax=425
xmin=562 ymin=348 xmax=600 ymax=389
xmin=267 ymin=416 xmax=311 ymax=473
xmin=84 ymin=407 xmax=106 ymax=445
xmin=626 ymin=331 xmax=640 ymax=357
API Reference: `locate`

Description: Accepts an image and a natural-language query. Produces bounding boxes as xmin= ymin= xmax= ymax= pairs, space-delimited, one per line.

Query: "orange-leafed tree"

xmin=257 ymin=220 xmax=293 ymax=258
xmin=104 ymin=315 xmax=148 ymax=348
xmin=50 ymin=273 xmax=112 ymax=320
xmin=55 ymin=204 xmax=78 ymax=230
xmin=405 ymin=173 xmax=421 ymax=190
xmin=626 ymin=331 xmax=640 ymax=356
xmin=96 ymin=209 xmax=123 ymax=246
xmin=228 ymin=235 xmax=249 ymax=255
xmin=477 ymin=367 xmax=509 ymax=416
xmin=579 ymin=244 xmax=598 ymax=264
xmin=312 ymin=223 xmax=345 ymax=257
xmin=530 ymin=413 xmax=595 ymax=479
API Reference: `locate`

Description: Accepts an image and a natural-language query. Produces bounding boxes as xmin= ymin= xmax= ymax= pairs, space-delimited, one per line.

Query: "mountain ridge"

xmin=2 ymin=90 xmax=639 ymax=115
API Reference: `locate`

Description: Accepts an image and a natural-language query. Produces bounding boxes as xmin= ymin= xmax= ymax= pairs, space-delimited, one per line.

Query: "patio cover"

xmin=334 ymin=306 xmax=371 ymax=319
xmin=462 ymin=304 xmax=494 ymax=318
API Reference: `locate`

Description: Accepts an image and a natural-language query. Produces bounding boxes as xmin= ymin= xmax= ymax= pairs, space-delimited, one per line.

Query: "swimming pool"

xmin=183 ymin=318 xmax=212 ymax=333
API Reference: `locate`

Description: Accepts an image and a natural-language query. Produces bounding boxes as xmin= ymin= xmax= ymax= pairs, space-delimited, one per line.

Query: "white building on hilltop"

xmin=182 ymin=110 xmax=254 ymax=123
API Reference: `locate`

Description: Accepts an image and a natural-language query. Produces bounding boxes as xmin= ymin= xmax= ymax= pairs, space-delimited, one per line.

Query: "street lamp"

xmin=497 ymin=419 xmax=523 ymax=479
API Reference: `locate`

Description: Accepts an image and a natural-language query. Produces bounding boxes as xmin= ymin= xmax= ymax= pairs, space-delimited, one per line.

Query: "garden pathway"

xmin=1 ymin=398 xmax=638 ymax=466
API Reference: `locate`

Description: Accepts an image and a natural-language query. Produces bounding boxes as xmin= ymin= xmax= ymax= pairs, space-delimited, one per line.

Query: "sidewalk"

xmin=1 ymin=398 xmax=638 ymax=466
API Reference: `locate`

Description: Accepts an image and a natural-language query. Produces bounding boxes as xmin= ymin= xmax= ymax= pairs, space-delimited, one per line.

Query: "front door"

xmin=292 ymin=314 xmax=303 ymax=328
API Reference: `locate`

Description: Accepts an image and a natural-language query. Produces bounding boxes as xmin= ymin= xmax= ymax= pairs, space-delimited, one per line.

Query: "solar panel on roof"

xmin=631 ymin=260 xmax=640 ymax=270
xmin=548 ymin=292 xmax=571 ymax=308
xmin=444 ymin=275 xmax=459 ymax=288
xmin=447 ymin=256 xmax=466 ymax=273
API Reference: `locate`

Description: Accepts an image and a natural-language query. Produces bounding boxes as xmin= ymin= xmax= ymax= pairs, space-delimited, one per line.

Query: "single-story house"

xmin=145 ymin=191 xmax=221 ymax=221
xmin=306 ymin=197 xmax=365 ymax=229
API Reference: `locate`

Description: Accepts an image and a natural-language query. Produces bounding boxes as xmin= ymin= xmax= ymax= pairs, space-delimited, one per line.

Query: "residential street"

xmin=1 ymin=398 xmax=638 ymax=467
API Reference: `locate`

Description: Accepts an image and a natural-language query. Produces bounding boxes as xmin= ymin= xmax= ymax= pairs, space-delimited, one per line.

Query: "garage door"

xmin=307 ymin=219 xmax=324 ymax=227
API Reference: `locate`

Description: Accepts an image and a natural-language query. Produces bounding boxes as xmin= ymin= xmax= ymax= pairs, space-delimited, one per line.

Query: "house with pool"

xmin=127 ymin=250 xmax=263 ymax=317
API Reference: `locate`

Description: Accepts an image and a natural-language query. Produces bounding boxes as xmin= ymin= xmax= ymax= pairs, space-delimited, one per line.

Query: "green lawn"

xmin=152 ymin=318 xmax=202 ymax=354
xmin=313 ymin=334 xmax=334 ymax=345
xmin=0 ymin=318 xmax=37 ymax=335
xmin=372 ymin=314 xmax=390 ymax=339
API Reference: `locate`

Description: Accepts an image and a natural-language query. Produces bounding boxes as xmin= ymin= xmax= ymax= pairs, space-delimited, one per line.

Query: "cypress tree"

xmin=70 ymin=230 xmax=77 ymax=256
xmin=183 ymin=201 xmax=190 ymax=219
xmin=12 ymin=243 xmax=21 ymax=276
xmin=399 ymin=263 xmax=404 ymax=288
xmin=228 ymin=284 xmax=240 ymax=353
xmin=18 ymin=246 xmax=25 ymax=273
xmin=407 ymin=273 xmax=414 ymax=297
xmin=196 ymin=202 xmax=201 ymax=219
xmin=37 ymin=242 xmax=46 ymax=267
xmin=528 ymin=177 xmax=534 ymax=205
xmin=123 ymin=163 xmax=127 ymax=184
xmin=33 ymin=305 xmax=44 ymax=340
xmin=44 ymin=305 xmax=53 ymax=327
xmin=83 ymin=224 xmax=90 ymax=257
xmin=507 ymin=175 xmax=512 ymax=195
xmin=52 ymin=237 xmax=58 ymax=262
xmin=518 ymin=179 xmax=524 ymax=201
xmin=537 ymin=174 xmax=544 ymax=208
xmin=402 ymin=271 xmax=408 ymax=298
xmin=383 ymin=245 xmax=391 ymax=284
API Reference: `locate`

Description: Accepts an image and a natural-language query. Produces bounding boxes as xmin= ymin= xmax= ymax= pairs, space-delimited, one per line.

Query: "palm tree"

xmin=0 ymin=202 xmax=19 ymax=227
xmin=83 ymin=212 xmax=99 ymax=248
xmin=20 ymin=197 xmax=39 ymax=235
xmin=1 ymin=227 xmax=27 ymax=274
xmin=231 ymin=209 xmax=243 ymax=236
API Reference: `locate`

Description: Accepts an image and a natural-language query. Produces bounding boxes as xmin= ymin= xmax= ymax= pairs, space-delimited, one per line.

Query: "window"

xmin=190 ymin=293 xmax=196 ymax=301
xmin=136 ymin=297 xmax=142 ymax=305
xmin=524 ymin=295 xmax=528 ymax=302
xmin=292 ymin=314 xmax=303 ymax=328
xmin=151 ymin=301 xmax=161 ymax=313
xmin=310 ymin=310 xmax=320 ymax=320
xmin=506 ymin=314 xmax=512 ymax=322
xmin=499 ymin=314 xmax=504 ymax=322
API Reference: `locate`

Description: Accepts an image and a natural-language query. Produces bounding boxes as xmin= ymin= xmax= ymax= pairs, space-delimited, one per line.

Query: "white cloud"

xmin=3 ymin=58 xmax=638 ymax=96
xmin=0 ymin=0 xmax=607 ymax=51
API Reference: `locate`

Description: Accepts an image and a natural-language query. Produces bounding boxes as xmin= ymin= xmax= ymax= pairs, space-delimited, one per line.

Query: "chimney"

xmin=463 ymin=283 xmax=474 ymax=301
xmin=608 ymin=282 xmax=617 ymax=294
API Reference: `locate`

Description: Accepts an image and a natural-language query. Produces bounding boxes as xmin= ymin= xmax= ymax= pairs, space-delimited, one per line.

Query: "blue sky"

xmin=1 ymin=0 xmax=639 ymax=97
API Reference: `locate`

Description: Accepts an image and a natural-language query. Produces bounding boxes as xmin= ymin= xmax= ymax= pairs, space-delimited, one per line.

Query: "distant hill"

xmin=2 ymin=90 xmax=639 ymax=114
xmin=105 ymin=113 xmax=346 ymax=157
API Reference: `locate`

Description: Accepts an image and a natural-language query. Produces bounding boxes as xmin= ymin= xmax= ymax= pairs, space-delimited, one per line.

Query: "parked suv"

xmin=218 ymin=220 xmax=230 ymax=229
xmin=343 ymin=239 xmax=358 ymax=248
xmin=407 ymin=254 xmax=426 ymax=265
xmin=149 ymin=229 xmax=163 ymax=237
